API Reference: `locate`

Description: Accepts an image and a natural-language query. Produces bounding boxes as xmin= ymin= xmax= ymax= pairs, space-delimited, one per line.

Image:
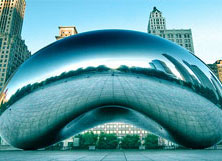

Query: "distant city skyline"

xmin=22 ymin=0 xmax=222 ymax=64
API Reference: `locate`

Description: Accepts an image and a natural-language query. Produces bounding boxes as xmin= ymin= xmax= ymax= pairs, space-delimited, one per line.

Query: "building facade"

xmin=148 ymin=7 xmax=195 ymax=53
xmin=208 ymin=60 xmax=222 ymax=82
xmin=55 ymin=26 xmax=78 ymax=40
xmin=0 ymin=0 xmax=30 ymax=92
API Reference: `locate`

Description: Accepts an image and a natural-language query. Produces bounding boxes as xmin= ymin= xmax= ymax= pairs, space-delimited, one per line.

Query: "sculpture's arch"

xmin=0 ymin=30 xmax=222 ymax=149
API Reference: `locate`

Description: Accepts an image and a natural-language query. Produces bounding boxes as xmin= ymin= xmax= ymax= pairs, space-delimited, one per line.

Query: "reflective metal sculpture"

xmin=0 ymin=30 xmax=222 ymax=149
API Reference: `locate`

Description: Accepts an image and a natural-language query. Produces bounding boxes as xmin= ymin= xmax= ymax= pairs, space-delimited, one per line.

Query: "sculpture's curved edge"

xmin=0 ymin=30 xmax=222 ymax=150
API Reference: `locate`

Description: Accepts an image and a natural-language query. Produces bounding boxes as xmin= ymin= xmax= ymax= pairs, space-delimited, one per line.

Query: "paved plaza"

xmin=0 ymin=150 xmax=222 ymax=161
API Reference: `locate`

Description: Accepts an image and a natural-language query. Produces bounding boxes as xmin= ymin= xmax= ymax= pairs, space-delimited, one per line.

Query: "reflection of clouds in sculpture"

xmin=0 ymin=30 xmax=222 ymax=150
xmin=67 ymin=57 xmax=151 ymax=71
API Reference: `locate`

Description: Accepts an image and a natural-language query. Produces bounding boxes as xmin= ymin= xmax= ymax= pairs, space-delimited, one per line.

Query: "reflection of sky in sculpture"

xmin=1 ymin=30 xmax=222 ymax=150
xmin=4 ymin=30 xmax=220 ymax=101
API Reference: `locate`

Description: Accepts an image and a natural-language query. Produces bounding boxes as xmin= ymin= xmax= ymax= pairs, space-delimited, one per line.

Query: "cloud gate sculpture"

xmin=0 ymin=30 xmax=222 ymax=150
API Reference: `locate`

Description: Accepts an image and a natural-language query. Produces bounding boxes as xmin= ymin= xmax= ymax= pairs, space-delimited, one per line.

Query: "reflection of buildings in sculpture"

xmin=55 ymin=26 xmax=78 ymax=40
xmin=1 ymin=29 xmax=221 ymax=149
xmin=208 ymin=60 xmax=222 ymax=82
xmin=61 ymin=123 xmax=149 ymax=149
xmin=148 ymin=7 xmax=195 ymax=53
xmin=209 ymin=72 xmax=222 ymax=100
xmin=84 ymin=122 xmax=148 ymax=138
xmin=183 ymin=60 xmax=221 ymax=100
xmin=208 ymin=63 xmax=219 ymax=78
xmin=0 ymin=88 xmax=7 ymax=104
xmin=162 ymin=54 xmax=196 ymax=84
xmin=61 ymin=123 xmax=174 ymax=148
xmin=208 ymin=60 xmax=222 ymax=100
xmin=183 ymin=60 xmax=215 ymax=89
xmin=54 ymin=26 xmax=156 ymax=140
xmin=0 ymin=0 xmax=31 ymax=92
xmin=149 ymin=59 xmax=175 ymax=77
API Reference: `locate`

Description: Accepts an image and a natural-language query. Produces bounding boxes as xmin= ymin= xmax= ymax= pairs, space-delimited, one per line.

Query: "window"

xmin=184 ymin=34 xmax=190 ymax=38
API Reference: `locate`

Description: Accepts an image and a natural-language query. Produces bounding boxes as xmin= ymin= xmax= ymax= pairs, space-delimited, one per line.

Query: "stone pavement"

xmin=0 ymin=150 xmax=222 ymax=161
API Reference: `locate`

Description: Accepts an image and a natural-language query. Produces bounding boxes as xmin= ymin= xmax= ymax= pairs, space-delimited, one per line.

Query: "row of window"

xmin=150 ymin=18 xmax=165 ymax=22
xmin=0 ymin=6 xmax=14 ymax=9
xmin=150 ymin=21 xmax=165 ymax=25
xmin=1 ymin=54 xmax=8 ymax=58
xmin=1 ymin=0 xmax=16 ymax=5
xmin=93 ymin=128 xmax=144 ymax=131
xmin=185 ymin=44 xmax=192 ymax=48
xmin=96 ymin=125 xmax=134 ymax=128
xmin=0 ymin=63 xmax=7 ymax=67
xmin=1 ymin=45 xmax=10 ymax=49
xmin=85 ymin=130 xmax=148 ymax=135
xmin=1 ymin=0 xmax=15 ymax=2
xmin=150 ymin=21 xmax=165 ymax=26
xmin=159 ymin=33 xmax=191 ymax=39
xmin=151 ymin=26 xmax=165 ymax=30
xmin=0 ymin=59 xmax=7 ymax=63
xmin=1 ymin=50 xmax=9 ymax=54
xmin=151 ymin=13 xmax=161 ymax=18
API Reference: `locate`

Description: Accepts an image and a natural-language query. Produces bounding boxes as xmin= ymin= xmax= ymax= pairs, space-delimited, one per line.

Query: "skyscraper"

xmin=0 ymin=0 xmax=30 ymax=92
xmin=148 ymin=7 xmax=195 ymax=53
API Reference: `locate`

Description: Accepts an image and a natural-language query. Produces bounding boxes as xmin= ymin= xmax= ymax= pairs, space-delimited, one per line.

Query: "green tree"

xmin=144 ymin=134 xmax=158 ymax=149
xmin=121 ymin=134 xmax=140 ymax=149
xmin=78 ymin=131 xmax=98 ymax=149
xmin=97 ymin=132 xmax=118 ymax=149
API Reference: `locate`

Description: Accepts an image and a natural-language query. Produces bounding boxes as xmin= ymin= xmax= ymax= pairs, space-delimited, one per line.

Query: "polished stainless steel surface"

xmin=0 ymin=30 xmax=222 ymax=149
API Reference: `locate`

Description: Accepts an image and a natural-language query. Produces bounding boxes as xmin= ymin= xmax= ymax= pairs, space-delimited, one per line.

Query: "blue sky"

xmin=22 ymin=0 xmax=222 ymax=64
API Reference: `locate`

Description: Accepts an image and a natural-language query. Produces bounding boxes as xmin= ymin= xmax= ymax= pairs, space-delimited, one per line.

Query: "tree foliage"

xmin=144 ymin=134 xmax=158 ymax=149
xmin=97 ymin=132 xmax=118 ymax=149
xmin=78 ymin=131 xmax=98 ymax=149
xmin=121 ymin=134 xmax=140 ymax=149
